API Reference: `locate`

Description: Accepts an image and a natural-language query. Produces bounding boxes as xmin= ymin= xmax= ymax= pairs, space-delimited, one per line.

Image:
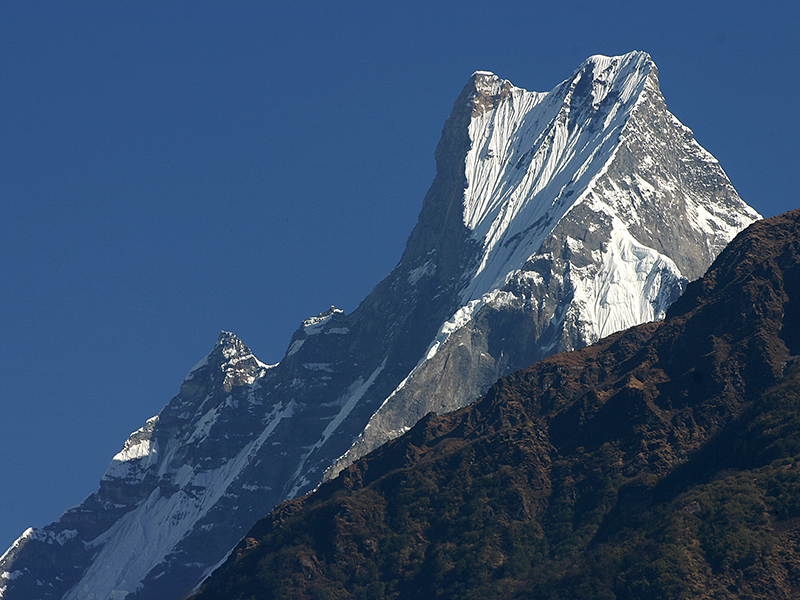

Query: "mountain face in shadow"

xmin=195 ymin=208 xmax=800 ymax=599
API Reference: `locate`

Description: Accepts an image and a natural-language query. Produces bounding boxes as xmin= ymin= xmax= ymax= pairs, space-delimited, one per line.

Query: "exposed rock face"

xmin=327 ymin=52 xmax=758 ymax=478
xmin=194 ymin=209 xmax=800 ymax=600
xmin=0 ymin=52 xmax=759 ymax=600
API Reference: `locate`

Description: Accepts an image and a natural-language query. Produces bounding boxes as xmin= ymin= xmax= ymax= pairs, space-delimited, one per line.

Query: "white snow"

xmin=569 ymin=218 xmax=685 ymax=344
xmin=302 ymin=307 xmax=343 ymax=335
xmin=461 ymin=52 xmax=653 ymax=302
xmin=284 ymin=308 xmax=347 ymax=357
xmin=407 ymin=54 xmax=659 ymax=368
xmin=423 ymin=289 xmax=518 ymax=363
xmin=63 ymin=400 xmax=297 ymax=600
xmin=0 ymin=528 xmax=34 ymax=568
xmin=186 ymin=406 xmax=222 ymax=445
xmin=1 ymin=527 xmax=34 ymax=596
xmin=102 ymin=416 xmax=160 ymax=481
xmin=430 ymin=50 xmax=752 ymax=358
xmin=185 ymin=339 xmax=276 ymax=382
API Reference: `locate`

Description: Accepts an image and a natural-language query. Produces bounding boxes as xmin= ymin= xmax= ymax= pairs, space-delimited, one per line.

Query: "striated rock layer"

xmin=1 ymin=52 xmax=758 ymax=600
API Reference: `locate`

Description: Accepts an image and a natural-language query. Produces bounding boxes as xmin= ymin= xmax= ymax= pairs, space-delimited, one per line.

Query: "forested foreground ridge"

xmin=195 ymin=209 xmax=800 ymax=599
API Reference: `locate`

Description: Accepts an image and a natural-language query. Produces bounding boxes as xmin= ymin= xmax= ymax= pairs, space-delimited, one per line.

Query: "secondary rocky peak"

xmin=469 ymin=70 xmax=515 ymax=116
xmin=300 ymin=306 xmax=345 ymax=332
xmin=182 ymin=331 xmax=269 ymax=395
xmin=214 ymin=332 xmax=268 ymax=392
xmin=215 ymin=330 xmax=251 ymax=358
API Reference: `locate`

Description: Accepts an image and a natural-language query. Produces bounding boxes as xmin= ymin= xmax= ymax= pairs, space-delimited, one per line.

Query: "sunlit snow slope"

xmin=1 ymin=51 xmax=759 ymax=600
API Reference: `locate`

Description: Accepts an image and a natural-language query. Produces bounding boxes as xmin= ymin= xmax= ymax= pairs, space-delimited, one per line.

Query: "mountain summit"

xmin=328 ymin=51 xmax=758 ymax=478
xmin=1 ymin=51 xmax=759 ymax=600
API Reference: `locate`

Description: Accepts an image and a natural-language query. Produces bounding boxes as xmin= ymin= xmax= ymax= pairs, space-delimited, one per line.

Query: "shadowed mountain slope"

xmin=195 ymin=208 xmax=800 ymax=600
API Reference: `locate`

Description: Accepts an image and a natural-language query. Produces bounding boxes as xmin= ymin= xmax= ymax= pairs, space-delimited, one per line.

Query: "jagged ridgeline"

xmin=1 ymin=51 xmax=759 ymax=600
xmin=196 ymin=208 xmax=800 ymax=599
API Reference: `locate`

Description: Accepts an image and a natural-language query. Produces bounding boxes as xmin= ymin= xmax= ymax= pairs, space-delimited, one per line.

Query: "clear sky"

xmin=1 ymin=1 xmax=798 ymax=551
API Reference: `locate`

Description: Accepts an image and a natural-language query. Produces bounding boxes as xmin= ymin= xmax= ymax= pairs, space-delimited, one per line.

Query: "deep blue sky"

xmin=1 ymin=1 xmax=797 ymax=551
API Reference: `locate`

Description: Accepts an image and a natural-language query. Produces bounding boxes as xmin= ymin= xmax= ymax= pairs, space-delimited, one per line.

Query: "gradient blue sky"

xmin=2 ymin=1 xmax=798 ymax=551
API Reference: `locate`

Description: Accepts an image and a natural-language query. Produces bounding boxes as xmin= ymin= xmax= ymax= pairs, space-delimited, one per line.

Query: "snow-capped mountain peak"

xmin=461 ymin=51 xmax=658 ymax=301
xmin=328 ymin=49 xmax=758 ymax=479
xmin=0 ymin=53 xmax=759 ymax=600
